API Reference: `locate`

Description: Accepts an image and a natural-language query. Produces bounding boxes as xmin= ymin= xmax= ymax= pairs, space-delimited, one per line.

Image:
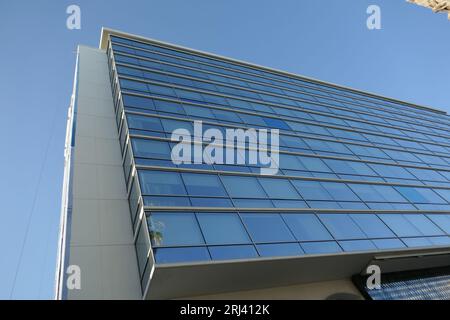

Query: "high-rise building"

xmin=56 ymin=28 xmax=450 ymax=300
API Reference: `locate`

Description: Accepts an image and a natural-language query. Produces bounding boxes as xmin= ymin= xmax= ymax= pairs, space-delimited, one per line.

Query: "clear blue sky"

xmin=0 ymin=0 xmax=449 ymax=299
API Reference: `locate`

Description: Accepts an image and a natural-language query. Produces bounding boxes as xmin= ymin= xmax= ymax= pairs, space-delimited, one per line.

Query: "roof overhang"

xmin=145 ymin=246 xmax=450 ymax=299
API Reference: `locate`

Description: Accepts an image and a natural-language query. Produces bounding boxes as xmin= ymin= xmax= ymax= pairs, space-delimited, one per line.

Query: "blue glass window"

xmin=318 ymin=214 xmax=366 ymax=240
xmin=209 ymin=245 xmax=258 ymax=260
xmin=190 ymin=198 xmax=233 ymax=207
xmin=120 ymin=79 xmax=149 ymax=92
xmin=350 ymin=214 xmax=395 ymax=238
xmin=126 ymin=114 xmax=163 ymax=132
xmin=241 ymin=213 xmax=295 ymax=243
xmin=148 ymin=213 xmax=204 ymax=246
xmin=123 ymin=94 xmax=155 ymax=110
xmin=395 ymin=187 xmax=446 ymax=204
xmin=282 ymin=214 xmax=333 ymax=241
xmin=407 ymin=168 xmax=447 ymax=182
xmin=347 ymin=184 xmax=384 ymax=202
xmin=369 ymin=164 xmax=415 ymax=179
xmin=429 ymin=237 xmax=450 ymax=246
xmin=278 ymin=154 xmax=306 ymax=170
xmin=339 ymin=240 xmax=376 ymax=252
xmin=433 ymin=189 xmax=450 ymax=203
xmin=372 ymin=239 xmax=406 ymax=250
xmin=378 ymin=214 xmax=422 ymax=237
xmin=427 ymin=215 xmax=450 ymax=233
xmin=263 ymin=117 xmax=291 ymax=130
xmin=144 ymin=196 xmax=191 ymax=207
xmin=154 ymin=247 xmax=210 ymax=264
xmin=291 ymin=180 xmax=333 ymax=200
xmin=257 ymin=178 xmax=301 ymax=199
xmin=257 ymin=243 xmax=304 ymax=257
xmin=320 ymin=182 xmax=360 ymax=201
xmin=402 ymin=238 xmax=433 ymax=248
xmin=196 ymin=213 xmax=251 ymax=245
xmin=131 ymin=139 xmax=171 ymax=159
xmin=297 ymin=156 xmax=331 ymax=173
xmin=403 ymin=214 xmax=444 ymax=236
xmin=154 ymin=99 xmax=185 ymax=115
xmin=301 ymin=241 xmax=342 ymax=254
xmin=139 ymin=170 xmax=187 ymax=195
xmin=221 ymin=175 xmax=267 ymax=198
xmin=181 ymin=173 xmax=227 ymax=196
xmin=160 ymin=119 xmax=193 ymax=133
xmin=272 ymin=200 xmax=308 ymax=208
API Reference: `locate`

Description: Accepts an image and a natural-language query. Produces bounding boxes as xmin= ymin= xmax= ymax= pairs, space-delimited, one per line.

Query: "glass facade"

xmin=105 ymin=34 xmax=450 ymax=290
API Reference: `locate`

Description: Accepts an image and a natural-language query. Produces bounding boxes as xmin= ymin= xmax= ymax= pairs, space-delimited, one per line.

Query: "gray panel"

xmin=66 ymin=46 xmax=141 ymax=300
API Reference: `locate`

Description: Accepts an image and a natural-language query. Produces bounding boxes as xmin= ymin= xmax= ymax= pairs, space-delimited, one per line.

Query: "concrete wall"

xmin=66 ymin=45 xmax=141 ymax=299
xmin=185 ymin=279 xmax=363 ymax=300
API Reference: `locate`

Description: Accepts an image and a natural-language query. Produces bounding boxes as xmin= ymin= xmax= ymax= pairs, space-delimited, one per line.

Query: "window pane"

xmin=257 ymin=243 xmax=304 ymax=257
xmin=373 ymin=185 xmax=407 ymax=203
xmin=433 ymin=189 xmax=450 ymax=203
xmin=339 ymin=240 xmax=376 ymax=252
xmin=127 ymin=114 xmax=163 ymax=132
xmin=278 ymin=154 xmax=306 ymax=170
xmin=378 ymin=214 xmax=422 ymax=237
xmin=257 ymin=178 xmax=301 ymax=199
xmin=301 ymin=241 xmax=342 ymax=254
xmin=291 ymin=180 xmax=333 ymax=200
xmin=321 ymin=182 xmax=360 ymax=201
xmin=221 ymin=176 xmax=267 ymax=198
xmin=372 ymin=238 xmax=405 ymax=250
xmin=154 ymin=247 xmax=210 ymax=264
xmin=123 ymin=94 xmax=155 ymax=110
xmin=282 ymin=214 xmax=333 ymax=241
xmin=395 ymin=187 xmax=446 ymax=204
xmin=233 ymin=199 xmax=274 ymax=208
xmin=297 ymin=156 xmax=331 ymax=173
xmin=209 ymin=245 xmax=258 ymax=260
xmin=143 ymin=196 xmax=191 ymax=207
xmin=429 ymin=236 xmax=450 ymax=246
xmin=139 ymin=170 xmax=187 ymax=195
xmin=348 ymin=184 xmax=383 ymax=202
xmin=403 ymin=214 xmax=444 ymax=236
xmin=350 ymin=214 xmax=395 ymax=238
xmin=197 ymin=213 xmax=250 ymax=245
xmin=241 ymin=213 xmax=295 ymax=243
xmin=148 ymin=213 xmax=204 ymax=246
xmin=402 ymin=237 xmax=433 ymax=248
xmin=182 ymin=173 xmax=227 ymax=196
xmin=427 ymin=215 xmax=450 ymax=233
xmin=131 ymin=139 xmax=171 ymax=159
xmin=318 ymin=214 xmax=366 ymax=240
xmin=189 ymin=198 xmax=233 ymax=207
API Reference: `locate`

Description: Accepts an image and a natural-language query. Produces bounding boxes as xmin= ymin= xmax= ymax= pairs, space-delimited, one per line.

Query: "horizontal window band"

xmin=115 ymin=59 xmax=450 ymax=142
xmin=118 ymin=74 xmax=450 ymax=149
xmin=133 ymin=164 xmax=450 ymax=190
xmin=122 ymin=108 xmax=450 ymax=160
xmin=128 ymin=133 xmax=450 ymax=173
xmin=143 ymin=207 xmax=450 ymax=214
xmin=109 ymin=38 xmax=446 ymax=118
xmin=149 ymin=235 xmax=450 ymax=249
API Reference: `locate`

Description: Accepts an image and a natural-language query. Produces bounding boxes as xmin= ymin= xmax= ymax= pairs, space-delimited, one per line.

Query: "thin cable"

xmin=9 ymin=105 xmax=60 ymax=299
